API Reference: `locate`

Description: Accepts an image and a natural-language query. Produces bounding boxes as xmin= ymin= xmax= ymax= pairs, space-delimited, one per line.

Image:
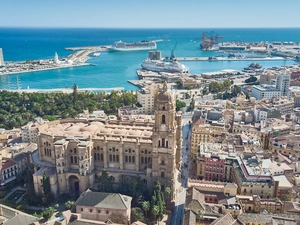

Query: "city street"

xmin=171 ymin=112 xmax=193 ymax=225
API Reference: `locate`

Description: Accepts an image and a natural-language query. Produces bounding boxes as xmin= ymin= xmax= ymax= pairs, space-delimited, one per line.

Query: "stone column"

xmin=135 ymin=138 xmax=140 ymax=171
xmin=119 ymin=137 xmax=124 ymax=170
xmin=103 ymin=136 xmax=108 ymax=169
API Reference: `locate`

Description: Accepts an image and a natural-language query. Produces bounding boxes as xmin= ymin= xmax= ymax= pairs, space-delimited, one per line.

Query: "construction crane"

xmin=195 ymin=31 xmax=222 ymax=50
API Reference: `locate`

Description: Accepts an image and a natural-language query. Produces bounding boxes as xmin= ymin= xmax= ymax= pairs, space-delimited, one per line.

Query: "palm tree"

xmin=142 ymin=201 xmax=150 ymax=221
xmin=164 ymin=187 xmax=171 ymax=208
xmin=197 ymin=211 xmax=203 ymax=223
xmin=281 ymin=194 xmax=289 ymax=212
xmin=266 ymin=190 xmax=271 ymax=199
xmin=152 ymin=205 xmax=159 ymax=225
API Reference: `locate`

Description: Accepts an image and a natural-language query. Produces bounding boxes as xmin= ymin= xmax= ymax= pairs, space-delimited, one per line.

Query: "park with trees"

xmin=0 ymin=86 xmax=137 ymax=129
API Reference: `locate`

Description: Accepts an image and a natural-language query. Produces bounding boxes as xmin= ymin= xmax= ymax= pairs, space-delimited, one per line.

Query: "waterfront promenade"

xmin=0 ymin=87 xmax=124 ymax=93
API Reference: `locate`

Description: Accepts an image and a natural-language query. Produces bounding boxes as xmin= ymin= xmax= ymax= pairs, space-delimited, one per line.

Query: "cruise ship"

xmin=141 ymin=59 xmax=188 ymax=73
xmin=109 ymin=40 xmax=157 ymax=52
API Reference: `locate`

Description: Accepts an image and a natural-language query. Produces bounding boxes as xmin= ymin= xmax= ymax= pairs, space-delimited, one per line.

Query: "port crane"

xmin=195 ymin=31 xmax=222 ymax=50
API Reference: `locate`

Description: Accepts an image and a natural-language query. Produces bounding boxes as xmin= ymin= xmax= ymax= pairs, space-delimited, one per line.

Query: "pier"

xmin=176 ymin=56 xmax=292 ymax=61
xmin=65 ymin=46 xmax=110 ymax=51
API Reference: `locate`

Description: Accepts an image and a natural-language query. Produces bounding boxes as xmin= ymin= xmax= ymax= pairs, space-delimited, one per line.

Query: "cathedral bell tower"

xmin=152 ymin=82 xmax=182 ymax=205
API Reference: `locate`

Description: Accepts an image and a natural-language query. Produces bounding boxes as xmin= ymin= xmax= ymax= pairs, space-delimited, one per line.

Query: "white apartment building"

xmin=137 ymin=84 xmax=158 ymax=115
xmin=252 ymin=85 xmax=281 ymax=100
xmin=21 ymin=117 xmax=49 ymax=143
xmin=252 ymin=72 xmax=291 ymax=100
xmin=276 ymin=73 xmax=291 ymax=98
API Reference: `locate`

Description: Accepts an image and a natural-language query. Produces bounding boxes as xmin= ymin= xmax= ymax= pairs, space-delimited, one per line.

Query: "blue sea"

xmin=1 ymin=28 xmax=300 ymax=91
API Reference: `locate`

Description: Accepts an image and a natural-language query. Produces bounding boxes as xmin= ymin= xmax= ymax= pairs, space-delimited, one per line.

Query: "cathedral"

xmin=33 ymin=82 xmax=182 ymax=205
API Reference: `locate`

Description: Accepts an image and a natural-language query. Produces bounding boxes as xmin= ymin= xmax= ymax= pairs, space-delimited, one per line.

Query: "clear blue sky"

xmin=1 ymin=0 xmax=299 ymax=28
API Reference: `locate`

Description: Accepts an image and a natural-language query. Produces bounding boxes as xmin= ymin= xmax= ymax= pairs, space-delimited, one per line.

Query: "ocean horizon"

xmin=1 ymin=28 xmax=299 ymax=91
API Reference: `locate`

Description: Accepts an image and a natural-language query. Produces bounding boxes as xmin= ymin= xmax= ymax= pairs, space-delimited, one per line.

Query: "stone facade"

xmin=34 ymin=82 xmax=182 ymax=206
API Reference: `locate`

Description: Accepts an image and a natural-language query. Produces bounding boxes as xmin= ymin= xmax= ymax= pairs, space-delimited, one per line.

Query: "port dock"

xmin=176 ymin=56 xmax=292 ymax=61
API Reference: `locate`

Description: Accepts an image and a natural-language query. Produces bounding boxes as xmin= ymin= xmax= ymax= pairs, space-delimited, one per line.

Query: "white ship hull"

xmin=141 ymin=60 xmax=188 ymax=73
xmin=109 ymin=46 xmax=156 ymax=52
xmin=109 ymin=40 xmax=157 ymax=52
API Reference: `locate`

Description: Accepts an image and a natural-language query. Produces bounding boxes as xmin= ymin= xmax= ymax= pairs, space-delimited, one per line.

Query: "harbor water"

xmin=1 ymin=28 xmax=300 ymax=91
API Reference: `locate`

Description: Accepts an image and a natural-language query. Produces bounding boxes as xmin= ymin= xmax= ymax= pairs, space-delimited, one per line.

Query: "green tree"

xmin=142 ymin=201 xmax=150 ymax=220
xmin=223 ymin=80 xmax=232 ymax=90
xmin=42 ymin=207 xmax=55 ymax=221
xmin=72 ymin=83 xmax=78 ymax=105
xmin=189 ymin=96 xmax=195 ymax=111
xmin=65 ymin=200 xmax=75 ymax=210
xmin=266 ymin=190 xmax=272 ymax=199
xmin=42 ymin=172 xmax=54 ymax=204
xmin=176 ymin=99 xmax=186 ymax=111
xmin=25 ymin=165 xmax=37 ymax=205
xmin=97 ymin=170 xmax=114 ymax=192
xmin=185 ymin=92 xmax=190 ymax=99
xmin=202 ymin=88 xmax=208 ymax=96
xmin=150 ymin=180 xmax=165 ymax=223
xmin=152 ymin=205 xmax=159 ymax=225
xmin=131 ymin=207 xmax=145 ymax=223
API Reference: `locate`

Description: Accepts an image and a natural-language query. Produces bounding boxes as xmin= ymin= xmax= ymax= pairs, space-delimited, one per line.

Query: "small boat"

xmin=93 ymin=53 xmax=101 ymax=57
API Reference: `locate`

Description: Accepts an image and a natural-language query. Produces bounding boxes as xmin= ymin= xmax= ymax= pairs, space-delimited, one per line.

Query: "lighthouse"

xmin=54 ymin=52 xmax=60 ymax=64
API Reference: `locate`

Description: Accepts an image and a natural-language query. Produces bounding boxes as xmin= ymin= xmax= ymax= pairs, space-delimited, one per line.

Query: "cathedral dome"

xmin=157 ymin=91 xmax=172 ymax=102
xmin=157 ymin=81 xmax=172 ymax=102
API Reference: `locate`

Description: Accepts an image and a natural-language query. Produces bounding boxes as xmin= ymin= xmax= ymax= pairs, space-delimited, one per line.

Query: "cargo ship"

xmin=109 ymin=40 xmax=157 ymax=52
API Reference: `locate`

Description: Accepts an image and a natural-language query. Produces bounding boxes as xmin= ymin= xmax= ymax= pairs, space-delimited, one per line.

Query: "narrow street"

xmin=171 ymin=112 xmax=193 ymax=225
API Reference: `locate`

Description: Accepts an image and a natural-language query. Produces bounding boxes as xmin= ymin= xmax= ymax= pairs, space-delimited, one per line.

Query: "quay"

xmin=65 ymin=46 xmax=110 ymax=51
xmin=176 ymin=56 xmax=292 ymax=61
xmin=2 ymin=87 xmax=124 ymax=93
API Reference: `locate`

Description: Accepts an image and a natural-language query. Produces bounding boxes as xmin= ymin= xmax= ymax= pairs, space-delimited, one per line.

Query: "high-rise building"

xmin=252 ymin=71 xmax=291 ymax=100
xmin=276 ymin=72 xmax=291 ymax=99
xmin=0 ymin=48 xmax=4 ymax=67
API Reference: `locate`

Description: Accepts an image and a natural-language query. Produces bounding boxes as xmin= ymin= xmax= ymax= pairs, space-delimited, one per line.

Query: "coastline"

xmin=0 ymin=87 xmax=125 ymax=93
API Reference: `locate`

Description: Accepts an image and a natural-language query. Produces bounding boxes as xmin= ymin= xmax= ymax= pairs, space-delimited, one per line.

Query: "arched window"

xmin=141 ymin=157 xmax=144 ymax=164
xmin=132 ymin=156 xmax=135 ymax=163
xmin=162 ymin=115 xmax=166 ymax=124
xmin=125 ymin=155 xmax=128 ymax=162
xmin=148 ymin=157 xmax=151 ymax=163
xmin=166 ymin=141 xmax=168 ymax=148
xmin=109 ymin=154 xmax=112 ymax=161
xmin=101 ymin=154 xmax=103 ymax=161
xmin=129 ymin=156 xmax=132 ymax=163
xmin=161 ymin=172 xmax=165 ymax=178
xmin=44 ymin=148 xmax=46 ymax=155
xmin=113 ymin=155 xmax=115 ymax=162
xmin=74 ymin=148 xmax=77 ymax=154
xmin=70 ymin=156 xmax=73 ymax=164
xmin=158 ymin=140 xmax=160 ymax=147
xmin=145 ymin=157 xmax=147 ymax=164
xmin=162 ymin=106 xmax=165 ymax=110
xmin=162 ymin=138 xmax=165 ymax=147
xmin=74 ymin=156 xmax=77 ymax=164
xmin=94 ymin=153 xmax=96 ymax=159
xmin=162 ymin=160 xmax=165 ymax=165
xmin=116 ymin=155 xmax=119 ymax=162
xmin=97 ymin=153 xmax=100 ymax=161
